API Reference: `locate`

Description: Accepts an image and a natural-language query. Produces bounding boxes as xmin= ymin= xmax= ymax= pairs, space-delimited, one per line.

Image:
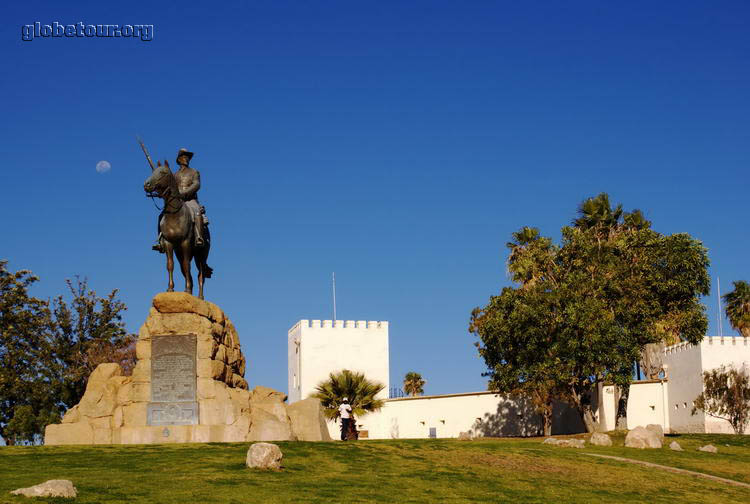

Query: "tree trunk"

xmin=570 ymin=386 xmax=598 ymax=433
xmin=346 ymin=416 xmax=359 ymax=440
xmin=615 ymin=384 xmax=630 ymax=430
xmin=580 ymin=404 xmax=597 ymax=433
xmin=542 ymin=400 xmax=553 ymax=436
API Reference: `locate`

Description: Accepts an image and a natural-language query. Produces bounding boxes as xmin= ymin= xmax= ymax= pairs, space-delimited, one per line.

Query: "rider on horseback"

xmin=152 ymin=148 xmax=208 ymax=253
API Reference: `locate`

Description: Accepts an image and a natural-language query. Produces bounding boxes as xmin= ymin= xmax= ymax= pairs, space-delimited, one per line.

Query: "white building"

xmin=287 ymin=319 xmax=583 ymax=439
xmin=287 ymin=319 xmax=389 ymax=404
xmin=355 ymin=392 xmax=585 ymax=440
xmin=663 ymin=336 xmax=750 ymax=433
xmin=599 ymin=336 xmax=750 ymax=434
xmin=287 ymin=318 xmax=750 ymax=438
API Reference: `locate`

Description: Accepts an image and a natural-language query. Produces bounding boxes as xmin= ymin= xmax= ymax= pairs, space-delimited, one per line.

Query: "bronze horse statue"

xmin=144 ymin=160 xmax=212 ymax=299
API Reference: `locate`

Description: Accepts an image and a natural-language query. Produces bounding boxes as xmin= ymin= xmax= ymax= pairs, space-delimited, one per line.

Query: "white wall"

xmin=365 ymin=392 xmax=541 ymax=440
xmin=663 ymin=341 xmax=704 ymax=433
xmin=626 ymin=381 xmax=669 ymax=431
xmin=287 ymin=323 xmax=302 ymax=403
xmin=287 ymin=320 xmax=389 ymax=405
xmin=598 ymin=385 xmax=617 ymax=431
xmin=321 ymin=391 xmax=585 ymax=440
xmin=626 ymin=336 xmax=750 ymax=434
xmin=699 ymin=337 xmax=750 ymax=434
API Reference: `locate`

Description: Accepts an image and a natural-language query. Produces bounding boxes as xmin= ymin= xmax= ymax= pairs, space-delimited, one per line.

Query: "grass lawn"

xmin=1 ymin=434 xmax=749 ymax=503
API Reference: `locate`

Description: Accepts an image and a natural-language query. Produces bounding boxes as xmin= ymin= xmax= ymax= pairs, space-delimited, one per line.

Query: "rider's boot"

xmin=152 ymin=232 xmax=165 ymax=253
xmin=194 ymin=214 xmax=205 ymax=247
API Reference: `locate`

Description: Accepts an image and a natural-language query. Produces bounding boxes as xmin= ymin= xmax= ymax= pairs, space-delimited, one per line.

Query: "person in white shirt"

xmin=338 ymin=397 xmax=353 ymax=441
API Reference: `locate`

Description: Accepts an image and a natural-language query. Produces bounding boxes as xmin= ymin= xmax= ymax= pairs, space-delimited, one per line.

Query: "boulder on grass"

xmin=624 ymin=426 xmax=662 ymax=449
xmin=542 ymin=437 xmax=584 ymax=448
xmin=246 ymin=442 xmax=282 ymax=469
xmin=698 ymin=444 xmax=718 ymax=453
xmin=645 ymin=423 xmax=665 ymax=440
xmin=589 ymin=432 xmax=612 ymax=447
xmin=669 ymin=441 xmax=683 ymax=451
xmin=11 ymin=480 xmax=77 ymax=498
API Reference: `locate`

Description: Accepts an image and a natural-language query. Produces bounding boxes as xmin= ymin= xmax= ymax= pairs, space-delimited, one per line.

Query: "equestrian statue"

xmin=141 ymin=139 xmax=213 ymax=299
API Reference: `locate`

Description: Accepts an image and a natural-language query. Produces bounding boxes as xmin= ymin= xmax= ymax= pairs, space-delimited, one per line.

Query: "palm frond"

xmin=311 ymin=369 xmax=385 ymax=420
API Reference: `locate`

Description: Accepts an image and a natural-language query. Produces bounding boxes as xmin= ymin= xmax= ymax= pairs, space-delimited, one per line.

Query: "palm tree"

xmin=724 ymin=281 xmax=750 ymax=337
xmin=575 ymin=194 xmax=657 ymax=428
xmin=403 ymin=372 xmax=425 ymax=396
xmin=312 ymin=369 xmax=385 ymax=440
xmin=506 ymin=227 xmax=557 ymax=289
xmin=573 ymin=192 xmax=623 ymax=233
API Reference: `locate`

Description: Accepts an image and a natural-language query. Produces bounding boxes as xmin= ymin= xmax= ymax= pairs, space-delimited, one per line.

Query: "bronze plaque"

xmin=147 ymin=334 xmax=199 ymax=426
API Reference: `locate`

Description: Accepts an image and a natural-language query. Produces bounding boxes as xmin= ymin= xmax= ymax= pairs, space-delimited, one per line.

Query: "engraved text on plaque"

xmin=147 ymin=334 xmax=199 ymax=425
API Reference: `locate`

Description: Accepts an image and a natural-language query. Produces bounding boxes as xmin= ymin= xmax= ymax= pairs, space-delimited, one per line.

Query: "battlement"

xmin=663 ymin=340 xmax=695 ymax=355
xmin=288 ymin=319 xmax=388 ymax=334
xmin=663 ymin=336 xmax=749 ymax=355
xmin=704 ymin=336 xmax=749 ymax=346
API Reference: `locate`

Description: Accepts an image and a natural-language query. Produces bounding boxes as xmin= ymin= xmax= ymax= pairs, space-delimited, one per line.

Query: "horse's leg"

xmin=179 ymin=242 xmax=193 ymax=295
xmin=165 ymin=241 xmax=175 ymax=292
xmin=195 ymin=254 xmax=204 ymax=300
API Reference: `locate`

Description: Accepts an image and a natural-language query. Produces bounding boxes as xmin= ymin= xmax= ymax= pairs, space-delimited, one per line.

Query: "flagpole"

xmin=717 ymin=277 xmax=723 ymax=337
xmin=332 ymin=272 xmax=337 ymax=322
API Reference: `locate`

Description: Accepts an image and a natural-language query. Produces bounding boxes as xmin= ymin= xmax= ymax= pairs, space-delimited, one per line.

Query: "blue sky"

xmin=3 ymin=1 xmax=749 ymax=396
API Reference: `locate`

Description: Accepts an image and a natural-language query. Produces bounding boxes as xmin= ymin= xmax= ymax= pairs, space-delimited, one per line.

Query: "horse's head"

xmin=144 ymin=160 xmax=172 ymax=197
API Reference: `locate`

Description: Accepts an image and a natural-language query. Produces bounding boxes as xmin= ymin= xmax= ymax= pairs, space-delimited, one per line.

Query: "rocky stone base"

xmin=44 ymin=292 xmax=331 ymax=445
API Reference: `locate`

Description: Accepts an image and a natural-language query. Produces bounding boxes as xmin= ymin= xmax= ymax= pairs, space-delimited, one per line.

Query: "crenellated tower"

xmin=288 ymin=319 xmax=390 ymax=403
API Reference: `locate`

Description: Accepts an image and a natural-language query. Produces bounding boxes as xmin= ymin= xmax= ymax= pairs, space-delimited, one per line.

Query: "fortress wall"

xmin=662 ymin=336 xmax=750 ymax=433
xmin=700 ymin=337 xmax=750 ymax=434
xmin=336 ymin=391 xmax=584 ymax=440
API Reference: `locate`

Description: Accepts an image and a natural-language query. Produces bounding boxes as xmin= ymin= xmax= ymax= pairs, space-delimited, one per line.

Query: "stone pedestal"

xmin=44 ymin=292 xmax=331 ymax=445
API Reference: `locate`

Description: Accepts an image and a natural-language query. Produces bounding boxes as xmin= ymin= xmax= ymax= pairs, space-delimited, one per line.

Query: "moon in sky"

xmin=96 ymin=160 xmax=111 ymax=173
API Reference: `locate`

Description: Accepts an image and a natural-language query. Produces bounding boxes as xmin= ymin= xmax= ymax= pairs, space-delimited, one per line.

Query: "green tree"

xmin=0 ymin=261 xmax=57 ymax=445
xmin=471 ymin=286 xmax=564 ymax=436
xmin=0 ymin=262 xmax=136 ymax=444
xmin=47 ymin=278 xmax=136 ymax=410
xmin=403 ymin=372 xmax=425 ymax=396
xmin=723 ymin=281 xmax=750 ymax=337
xmin=312 ymin=369 xmax=385 ymax=439
xmin=692 ymin=365 xmax=750 ymax=434
xmin=471 ymin=194 xmax=709 ymax=433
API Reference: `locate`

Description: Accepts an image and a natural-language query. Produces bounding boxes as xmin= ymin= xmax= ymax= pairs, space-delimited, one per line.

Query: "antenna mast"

xmin=332 ymin=272 xmax=337 ymax=322
xmin=717 ymin=277 xmax=723 ymax=337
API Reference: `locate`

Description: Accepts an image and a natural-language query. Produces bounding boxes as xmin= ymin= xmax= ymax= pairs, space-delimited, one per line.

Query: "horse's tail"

xmin=203 ymin=264 xmax=213 ymax=279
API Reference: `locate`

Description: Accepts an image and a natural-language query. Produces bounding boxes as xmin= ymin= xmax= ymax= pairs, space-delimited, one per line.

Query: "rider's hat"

xmin=176 ymin=148 xmax=194 ymax=162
